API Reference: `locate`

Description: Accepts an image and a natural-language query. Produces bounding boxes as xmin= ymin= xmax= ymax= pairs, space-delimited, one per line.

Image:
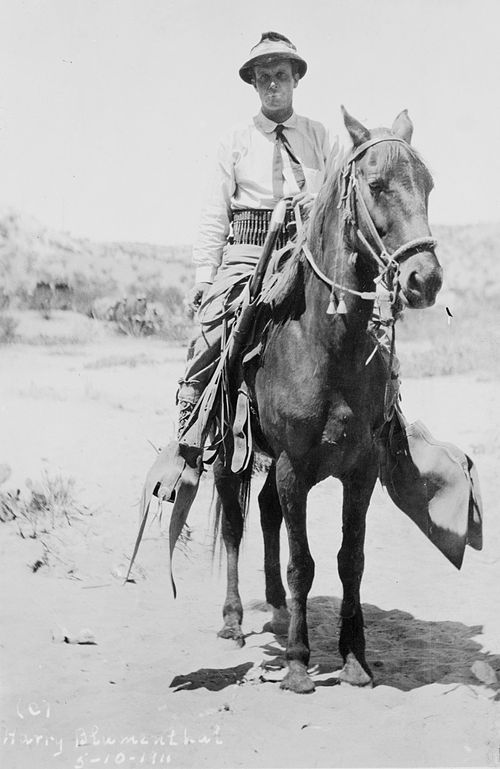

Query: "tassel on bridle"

xmin=326 ymin=292 xmax=347 ymax=315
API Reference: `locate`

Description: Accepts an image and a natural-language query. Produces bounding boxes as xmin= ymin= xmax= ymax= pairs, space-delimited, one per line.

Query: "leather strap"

xmin=231 ymin=384 xmax=253 ymax=474
xmin=347 ymin=136 xmax=409 ymax=164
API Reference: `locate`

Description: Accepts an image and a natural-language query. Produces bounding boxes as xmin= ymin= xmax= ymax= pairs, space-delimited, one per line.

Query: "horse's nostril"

xmin=407 ymin=270 xmax=425 ymax=293
xmin=404 ymin=263 xmax=442 ymax=306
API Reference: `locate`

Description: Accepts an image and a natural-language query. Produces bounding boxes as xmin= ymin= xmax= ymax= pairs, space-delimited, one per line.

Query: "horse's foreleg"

xmin=337 ymin=457 xmax=378 ymax=686
xmin=258 ymin=463 xmax=289 ymax=635
xmin=275 ymin=454 xmax=315 ymax=693
xmin=214 ymin=464 xmax=245 ymax=648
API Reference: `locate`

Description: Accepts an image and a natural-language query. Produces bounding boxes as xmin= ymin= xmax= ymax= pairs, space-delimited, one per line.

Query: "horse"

xmin=212 ymin=107 xmax=443 ymax=694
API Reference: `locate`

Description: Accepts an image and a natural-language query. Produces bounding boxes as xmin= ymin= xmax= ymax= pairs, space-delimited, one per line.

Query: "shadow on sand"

xmin=170 ymin=595 xmax=500 ymax=693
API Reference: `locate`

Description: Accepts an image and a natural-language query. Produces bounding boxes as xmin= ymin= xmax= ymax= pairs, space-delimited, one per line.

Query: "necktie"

xmin=273 ymin=124 xmax=306 ymax=199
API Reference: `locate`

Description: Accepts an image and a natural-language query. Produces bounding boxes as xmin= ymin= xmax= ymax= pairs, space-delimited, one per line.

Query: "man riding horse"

xmin=177 ymin=31 xmax=333 ymax=440
xmin=128 ymin=32 xmax=483 ymax=690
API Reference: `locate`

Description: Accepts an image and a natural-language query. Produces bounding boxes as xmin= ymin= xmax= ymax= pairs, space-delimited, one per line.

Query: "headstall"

xmin=298 ymin=136 xmax=437 ymax=321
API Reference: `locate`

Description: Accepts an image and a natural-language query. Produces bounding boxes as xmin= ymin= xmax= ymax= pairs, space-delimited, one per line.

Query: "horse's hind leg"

xmin=337 ymin=457 xmax=378 ymax=686
xmin=214 ymin=460 xmax=245 ymax=648
xmin=258 ymin=463 xmax=290 ymax=635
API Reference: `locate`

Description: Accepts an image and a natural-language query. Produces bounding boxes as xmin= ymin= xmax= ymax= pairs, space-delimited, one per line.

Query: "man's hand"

xmin=186 ymin=282 xmax=211 ymax=316
xmin=291 ymin=191 xmax=316 ymax=215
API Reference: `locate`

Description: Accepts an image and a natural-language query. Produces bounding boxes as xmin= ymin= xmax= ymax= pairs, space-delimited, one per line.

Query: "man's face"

xmin=253 ymin=60 xmax=299 ymax=120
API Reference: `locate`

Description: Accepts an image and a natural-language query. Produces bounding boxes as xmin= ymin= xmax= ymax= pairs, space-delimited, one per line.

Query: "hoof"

xmin=217 ymin=625 xmax=245 ymax=648
xmin=280 ymin=661 xmax=315 ymax=694
xmin=264 ymin=606 xmax=290 ymax=636
xmin=338 ymin=652 xmax=373 ymax=687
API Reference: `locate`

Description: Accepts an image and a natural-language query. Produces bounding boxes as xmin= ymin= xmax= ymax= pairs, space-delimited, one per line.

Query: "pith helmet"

xmin=239 ymin=31 xmax=308 ymax=84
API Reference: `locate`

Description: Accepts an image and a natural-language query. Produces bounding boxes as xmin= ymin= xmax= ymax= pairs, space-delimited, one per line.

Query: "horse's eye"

xmin=368 ymin=180 xmax=384 ymax=194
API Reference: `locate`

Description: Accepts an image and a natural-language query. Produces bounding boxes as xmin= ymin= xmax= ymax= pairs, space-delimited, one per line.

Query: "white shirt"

xmin=193 ymin=111 xmax=332 ymax=284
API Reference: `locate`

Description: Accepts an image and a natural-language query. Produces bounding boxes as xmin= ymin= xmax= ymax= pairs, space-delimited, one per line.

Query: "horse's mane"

xmin=262 ymin=145 xmax=349 ymax=318
xmin=307 ymin=145 xmax=352 ymax=258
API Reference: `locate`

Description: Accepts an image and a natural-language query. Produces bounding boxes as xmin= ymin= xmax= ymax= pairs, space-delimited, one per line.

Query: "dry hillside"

xmin=0 ymin=208 xmax=192 ymax=311
xmin=0 ymin=209 xmax=499 ymax=364
xmin=0 ymin=208 xmax=499 ymax=305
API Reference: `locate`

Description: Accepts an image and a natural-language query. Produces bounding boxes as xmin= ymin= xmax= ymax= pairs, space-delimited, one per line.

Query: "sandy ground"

xmin=1 ymin=315 xmax=500 ymax=769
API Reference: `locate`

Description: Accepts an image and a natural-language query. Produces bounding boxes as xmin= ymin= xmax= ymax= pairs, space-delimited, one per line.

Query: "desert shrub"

xmin=29 ymin=282 xmax=53 ymax=318
xmin=52 ymin=283 xmax=73 ymax=310
xmin=25 ymin=282 xmax=78 ymax=316
xmin=71 ymin=273 xmax=119 ymax=315
xmin=0 ymin=472 xmax=82 ymax=538
xmin=113 ymin=296 xmax=163 ymax=336
xmin=143 ymin=284 xmax=185 ymax=315
xmin=87 ymin=291 xmax=192 ymax=341
xmin=154 ymin=287 xmax=193 ymax=343
xmin=0 ymin=313 xmax=18 ymax=343
xmin=125 ymin=283 xmax=191 ymax=340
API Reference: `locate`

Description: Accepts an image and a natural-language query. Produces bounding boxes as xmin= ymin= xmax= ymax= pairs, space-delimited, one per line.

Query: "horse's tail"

xmin=210 ymin=454 xmax=254 ymax=562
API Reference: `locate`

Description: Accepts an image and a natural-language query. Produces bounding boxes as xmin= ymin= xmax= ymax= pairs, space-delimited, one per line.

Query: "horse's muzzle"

xmin=399 ymin=252 xmax=443 ymax=309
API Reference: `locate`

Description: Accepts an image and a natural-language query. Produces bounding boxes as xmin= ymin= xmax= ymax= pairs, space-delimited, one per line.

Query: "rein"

xmin=295 ymin=203 xmax=376 ymax=302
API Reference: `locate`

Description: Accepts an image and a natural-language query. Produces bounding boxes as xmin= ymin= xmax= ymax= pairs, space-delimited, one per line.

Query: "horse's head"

xmin=342 ymin=107 xmax=442 ymax=309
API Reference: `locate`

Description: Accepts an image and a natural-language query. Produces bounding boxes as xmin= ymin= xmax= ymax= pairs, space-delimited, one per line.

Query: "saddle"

xmin=179 ymin=234 xmax=296 ymax=474
xmin=228 ymin=249 xmax=296 ymax=474
xmin=125 ymin=204 xmax=290 ymax=589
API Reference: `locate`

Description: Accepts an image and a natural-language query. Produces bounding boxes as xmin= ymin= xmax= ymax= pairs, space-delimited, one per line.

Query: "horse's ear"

xmin=392 ymin=110 xmax=413 ymax=143
xmin=341 ymin=106 xmax=370 ymax=147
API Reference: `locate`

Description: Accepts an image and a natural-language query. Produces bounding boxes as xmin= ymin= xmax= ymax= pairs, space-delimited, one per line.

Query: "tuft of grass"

xmin=0 ymin=472 xmax=83 ymax=538
xmin=0 ymin=489 xmax=19 ymax=522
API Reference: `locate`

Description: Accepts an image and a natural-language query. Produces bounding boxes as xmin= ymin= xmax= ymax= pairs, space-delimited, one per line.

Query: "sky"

xmin=0 ymin=0 xmax=499 ymax=245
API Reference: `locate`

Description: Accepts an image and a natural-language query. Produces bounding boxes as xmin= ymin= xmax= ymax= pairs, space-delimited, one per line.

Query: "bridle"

xmin=343 ymin=136 xmax=436 ymax=272
xmin=296 ymin=135 xmax=438 ymax=421
xmin=299 ymin=135 xmax=437 ymax=315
